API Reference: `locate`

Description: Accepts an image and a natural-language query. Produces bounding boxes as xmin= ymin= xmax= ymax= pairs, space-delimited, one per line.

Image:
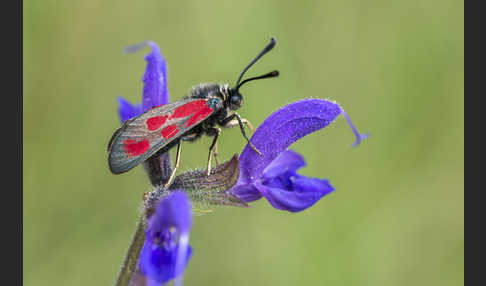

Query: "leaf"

xmin=143 ymin=154 xmax=247 ymax=218
xmin=169 ymin=154 xmax=240 ymax=192
xmin=170 ymin=154 xmax=248 ymax=209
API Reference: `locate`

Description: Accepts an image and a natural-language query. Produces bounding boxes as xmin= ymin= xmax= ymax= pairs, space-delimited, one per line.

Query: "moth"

xmin=108 ymin=38 xmax=279 ymax=186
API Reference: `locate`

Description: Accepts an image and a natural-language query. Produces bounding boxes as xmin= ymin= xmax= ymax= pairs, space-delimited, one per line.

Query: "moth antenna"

xmin=236 ymin=70 xmax=279 ymax=90
xmin=235 ymin=37 xmax=277 ymax=87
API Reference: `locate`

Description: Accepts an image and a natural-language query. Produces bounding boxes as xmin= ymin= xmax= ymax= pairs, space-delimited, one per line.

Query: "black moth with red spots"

xmin=107 ymin=38 xmax=279 ymax=186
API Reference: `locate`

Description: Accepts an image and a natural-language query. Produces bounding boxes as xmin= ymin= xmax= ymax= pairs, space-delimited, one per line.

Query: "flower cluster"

xmin=230 ymin=98 xmax=368 ymax=212
xmin=114 ymin=41 xmax=368 ymax=285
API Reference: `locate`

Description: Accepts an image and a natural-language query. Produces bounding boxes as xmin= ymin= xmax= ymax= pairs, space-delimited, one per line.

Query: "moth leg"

xmin=164 ymin=140 xmax=182 ymax=187
xmin=225 ymin=118 xmax=254 ymax=131
xmin=233 ymin=113 xmax=262 ymax=157
xmin=181 ymin=132 xmax=201 ymax=142
xmin=207 ymin=128 xmax=221 ymax=176
xmin=213 ymin=141 xmax=220 ymax=166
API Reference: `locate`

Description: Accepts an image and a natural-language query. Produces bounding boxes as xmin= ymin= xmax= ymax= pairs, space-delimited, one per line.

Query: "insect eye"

xmin=228 ymin=95 xmax=242 ymax=110
xmin=230 ymin=95 xmax=241 ymax=105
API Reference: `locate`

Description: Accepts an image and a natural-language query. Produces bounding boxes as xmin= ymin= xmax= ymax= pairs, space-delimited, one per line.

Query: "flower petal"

xmin=262 ymin=150 xmax=306 ymax=180
xmin=239 ymin=99 xmax=341 ymax=182
xmin=255 ymin=177 xmax=335 ymax=212
xmin=230 ymin=183 xmax=263 ymax=203
xmin=117 ymin=96 xmax=142 ymax=123
xmin=291 ymin=174 xmax=335 ymax=195
xmin=141 ymin=41 xmax=169 ymax=111
xmin=140 ymin=191 xmax=193 ymax=283
xmin=139 ymin=238 xmax=192 ymax=283
xmin=148 ymin=191 xmax=192 ymax=234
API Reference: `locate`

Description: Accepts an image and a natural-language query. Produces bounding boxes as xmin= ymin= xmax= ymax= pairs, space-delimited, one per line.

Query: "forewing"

xmin=108 ymin=97 xmax=218 ymax=174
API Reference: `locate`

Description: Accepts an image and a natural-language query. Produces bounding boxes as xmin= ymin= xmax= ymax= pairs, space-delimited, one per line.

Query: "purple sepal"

xmin=139 ymin=191 xmax=192 ymax=284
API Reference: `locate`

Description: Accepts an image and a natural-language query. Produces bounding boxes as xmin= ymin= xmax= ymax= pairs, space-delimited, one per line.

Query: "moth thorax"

xmin=191 ymin=83 xmax=227 ymax=99
xmin=219 ymin=84 xmax=230 ymax=100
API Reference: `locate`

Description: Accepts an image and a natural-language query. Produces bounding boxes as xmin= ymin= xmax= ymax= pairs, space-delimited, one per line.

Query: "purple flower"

xmin=230 ymin=99 xmax=368 ymax=212
xmin=139 ymin=191 xmax=192 ymax=285
xmin=118 ymin=41 xmax=170 ymax=123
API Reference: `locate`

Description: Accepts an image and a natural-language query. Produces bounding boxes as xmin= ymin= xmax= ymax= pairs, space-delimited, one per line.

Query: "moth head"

xmin=227 ymin=89 xmax=243 ymax=110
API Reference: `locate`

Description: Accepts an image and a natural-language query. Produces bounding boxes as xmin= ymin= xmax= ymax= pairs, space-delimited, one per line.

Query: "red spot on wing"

xmin=146 ymin=115 xmax=168 ymax=131
xmin=185 ymin=105 xmax=213 ymax=127
xmin=161 ymin=124 xmax=179 ymax=139
xmin=171 ymin=100 xmax=209 ymax=119
xmin=123 ymin=139 xmax=150 ymax=157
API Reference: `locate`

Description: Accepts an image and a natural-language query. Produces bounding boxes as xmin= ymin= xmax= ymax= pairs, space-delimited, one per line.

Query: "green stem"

xmin=115 ymin=215 xmax=146 ymax=286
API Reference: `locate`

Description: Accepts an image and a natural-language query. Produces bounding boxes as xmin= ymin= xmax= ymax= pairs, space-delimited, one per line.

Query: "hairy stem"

xmin=115 ymin=215 xmax=146 ymax=286
xmin=143 ymin=151 xmax=173 ymax=187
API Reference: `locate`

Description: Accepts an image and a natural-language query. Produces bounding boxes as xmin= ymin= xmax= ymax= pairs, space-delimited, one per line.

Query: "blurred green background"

xmin=23 ymin=0 xmax=463 ymax=285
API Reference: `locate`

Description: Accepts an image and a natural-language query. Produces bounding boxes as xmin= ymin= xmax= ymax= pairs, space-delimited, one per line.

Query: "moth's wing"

xmin=108 ymin=97 xmax=219 ymax=174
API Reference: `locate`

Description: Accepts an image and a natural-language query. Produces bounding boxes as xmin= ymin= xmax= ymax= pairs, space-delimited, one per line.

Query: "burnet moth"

xmin=108 ymin=37 xmax=279 ymax=186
